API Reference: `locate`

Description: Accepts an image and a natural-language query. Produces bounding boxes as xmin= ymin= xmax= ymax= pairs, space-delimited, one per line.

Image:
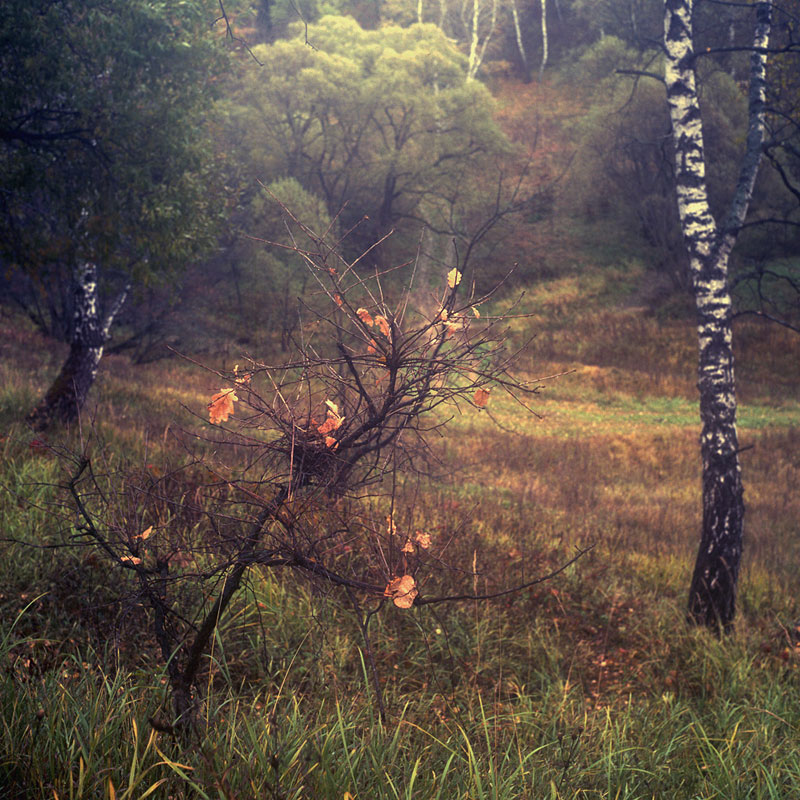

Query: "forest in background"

xmin=2 ymin=1 xmax=800 ymax=797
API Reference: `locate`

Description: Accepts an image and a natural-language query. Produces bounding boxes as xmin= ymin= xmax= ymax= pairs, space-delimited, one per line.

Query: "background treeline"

xmin=3 ymin=0 xmax=798 ymax=363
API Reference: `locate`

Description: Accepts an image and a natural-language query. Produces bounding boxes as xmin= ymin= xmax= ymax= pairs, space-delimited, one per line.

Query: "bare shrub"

xmin=64 ymin=222 xmax=587 ymax=730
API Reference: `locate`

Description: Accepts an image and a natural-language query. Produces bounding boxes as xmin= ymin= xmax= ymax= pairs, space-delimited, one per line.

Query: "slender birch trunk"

xmin=466 ymin=0 xmax=498 ymax=81
xmin=664 ymin=0 xmax=771 ymax=630
xmin=509 ymin=0 xmax=531 ymax=82
xmin=28 ymin=262 xmax=128 ymax=431
xmin=539 ymin=0 xmax=548 ymax=80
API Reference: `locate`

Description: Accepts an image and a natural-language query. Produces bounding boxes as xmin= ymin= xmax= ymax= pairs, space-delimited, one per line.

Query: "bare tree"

xmin=64 ymin=224 xmax=583 ymax=729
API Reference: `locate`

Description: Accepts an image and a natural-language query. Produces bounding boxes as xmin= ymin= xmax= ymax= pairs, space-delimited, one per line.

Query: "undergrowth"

xmin=1 ymin=261 xmax=799 ymax=798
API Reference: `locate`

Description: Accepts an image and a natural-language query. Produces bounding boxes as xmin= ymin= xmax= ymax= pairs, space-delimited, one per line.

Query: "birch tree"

xmin=663 ymin=0 xmax=771 ymax=630
xmin=509 ymin=0 xmax=531 ymax=81
xmin=466 ymin=0 xmax=500 ymax=80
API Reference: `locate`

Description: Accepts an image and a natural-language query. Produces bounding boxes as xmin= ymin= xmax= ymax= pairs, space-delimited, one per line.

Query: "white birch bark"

xmin=664 ymin=0 xmax=771 ymax=630
xmin=28 ymin=262 xmax=129 ymax=430
xmin=539 ymin=0 xmax=548 ymax=79
xmin=466 ymin=0 xmax=498 ymax=80
xmin=509 ymin=0 xmax=530 ymax=81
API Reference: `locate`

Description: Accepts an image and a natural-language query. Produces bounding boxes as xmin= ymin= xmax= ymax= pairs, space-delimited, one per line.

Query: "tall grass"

xmin=1 ymin=262 xmax=799 ymax=798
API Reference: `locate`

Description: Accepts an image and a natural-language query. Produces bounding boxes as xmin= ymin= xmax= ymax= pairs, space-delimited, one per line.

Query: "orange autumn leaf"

xmin=443 ymin=317 xmax=465 ymax=337
xmin=414 ymin=531 xmax=432 ymax=549
xmin=317 ymin=400 xmax=344 ymax=436
xmin=374 ymin=315 xmax=391 ymax=338
xmin=324 ymin=435 xmax=339 ymax=450
xmin=334 ymin=294 xmax=343 ymax=307
xmin=209 ymin=388 xmax=239 ymax=424
xmin=356 ymin=307 xmax=373 ymax=326
xmin=135 ymin=526 xmax=154 ymax=541
xmin=317 ymin=417 xmax=339 ymax=435
xmin=471 ymin=306 xmax=481 ymax=318
xmin=447 ymin=268 xmax=462 ymax=289
xmin=233 ymin=364 xmax=252 ymax=385
xmin=401 ymin=540 xmax=415 ymax=554
xmin=385 ymin=575 xmax=418 ymax=609
xmin=367 ymin=338 xmax=378 ymax=355
xmin=473 ymin=388 xmax=491 ymax=408
xmin=120 ymin=555 xmax=142 ymax=566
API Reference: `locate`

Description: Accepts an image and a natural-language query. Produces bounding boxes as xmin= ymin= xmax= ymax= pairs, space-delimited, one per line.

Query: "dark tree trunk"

xmin=28 ymin=262 xmax=127 ymax=431
xmin=664 ymin=0 xmax=770 ymax=630
xmin=379 ymin=172 xmax=397 ymax=231
xmin=256 ymin=0 xmax=273 ymax=41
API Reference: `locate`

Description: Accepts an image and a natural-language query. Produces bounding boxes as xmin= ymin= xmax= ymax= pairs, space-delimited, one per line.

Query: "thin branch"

xmin=415 ymin=545 xmax=593 ymax=607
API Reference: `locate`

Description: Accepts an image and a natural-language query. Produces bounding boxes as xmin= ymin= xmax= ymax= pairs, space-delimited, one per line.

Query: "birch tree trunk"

xmin=539 ymin=0 xmax=548 ymax=80
xmin=28 ymin=262 xmax=128 ymax=431
xmin=466 ymin=0 xmax=498 ymax=81
xmin=664 ymin=0 xmax=771 ymax=630
xmin=509 ymin=0 xmax=531 ymax=82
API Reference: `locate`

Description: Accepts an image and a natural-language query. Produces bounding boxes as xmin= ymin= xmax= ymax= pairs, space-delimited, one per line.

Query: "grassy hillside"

xmin=2 ymin=233 xmax=799 ymax=798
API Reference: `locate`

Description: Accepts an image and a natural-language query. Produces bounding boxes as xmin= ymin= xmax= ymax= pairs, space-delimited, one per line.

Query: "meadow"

xmin=2 ymin=248 xmax=799 ymax=800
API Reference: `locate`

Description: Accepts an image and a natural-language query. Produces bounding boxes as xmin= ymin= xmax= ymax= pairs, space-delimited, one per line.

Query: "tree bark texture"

xmin=28 ymin=262 xmax=127 ymax=431
xmin=664 ymin=0 xmax=770 ymax=630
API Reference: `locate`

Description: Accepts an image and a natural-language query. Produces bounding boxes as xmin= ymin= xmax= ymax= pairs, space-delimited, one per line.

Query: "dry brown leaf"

xmin=135 ymin=526 xmax=154 ymax=541
xmin=334 ymin=294 xmax=343 ymax=307
xmin=385 ymin=575 xmax=418 ymax=609
xmin=209 ymin=388 xmax=238 ymax=424
xmin=473 ymin=388 xmax=491 ymax=408
xmin=414 ymin=531 xmax=431 ymax=549
xmin=317 ymin=416 xmax=338 ymax=435
xmin=317 ymin=400 xmax=344 ymax=436
xmin=357 ymin=307 xmax=374 ymax=326
xmin=374 ymin=315 xmax=391 ymax=338
xmin=120 ymin=555 xmax=142 ymax=566
xmin=233 ymin=364 xmax=251 ymax=385
xmin=447 ymin=268 xmax=462 ymax=289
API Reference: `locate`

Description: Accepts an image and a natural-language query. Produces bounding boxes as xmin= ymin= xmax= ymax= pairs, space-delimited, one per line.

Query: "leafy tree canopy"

xmin=227 ymin=15 xmax=512 ymax=254
xmin=0 ymin=0 xmax=228 ymax=336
